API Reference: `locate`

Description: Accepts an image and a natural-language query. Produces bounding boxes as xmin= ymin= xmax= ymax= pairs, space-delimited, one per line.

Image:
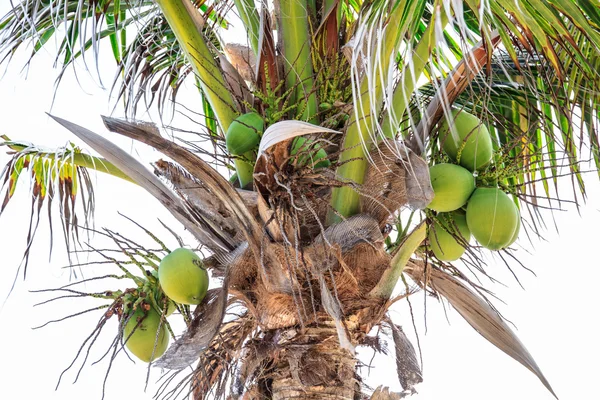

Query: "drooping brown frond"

xmin=50 ymin=115 xmax=233 ymax=253
xmin=154 ymin=159 xmax=244 ymax=246
xmin=406 ymin=260 xmax=557 ymax=399
xmin=155 ymin=286 xmax=228 ymax=370
xmin=100 ymin=115 xmax=264 ymax=260
xmin=191 ymin=312 xmax=256 ymax=400
xmin=389 ymin=322 xmax=422 ymax=394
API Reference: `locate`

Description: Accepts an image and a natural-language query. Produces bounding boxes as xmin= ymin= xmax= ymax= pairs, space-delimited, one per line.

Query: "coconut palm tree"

xmin=1 ymin=1 xmax=599 ymax=399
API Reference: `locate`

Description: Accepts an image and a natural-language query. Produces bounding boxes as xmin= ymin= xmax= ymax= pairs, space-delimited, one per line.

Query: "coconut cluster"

xmin=426 ymin=109 xmax=520 ymax=261
xmin=121 ymin=248 xmax=209 ymax=363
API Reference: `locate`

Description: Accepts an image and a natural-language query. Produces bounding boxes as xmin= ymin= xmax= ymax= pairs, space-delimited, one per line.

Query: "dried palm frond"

xmin=388 ymin=322 xmax=422 ymax=394
xmin=155 ymin=286 xmax=228 ymax=370
xmin=406 ymin=260 xmax=557 ymax=399
xmin=190 ymin=312 xmax=256 ymax=400
xmin=49 ymin=115 xmax=234 ymax=253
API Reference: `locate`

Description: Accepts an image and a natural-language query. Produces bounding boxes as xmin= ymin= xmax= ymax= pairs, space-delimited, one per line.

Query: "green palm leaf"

xmin=0 ymin=135 xmax=98 ymax=281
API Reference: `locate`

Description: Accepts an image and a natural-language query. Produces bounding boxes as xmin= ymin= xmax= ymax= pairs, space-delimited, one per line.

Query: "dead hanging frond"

xmin=387 ymin=322 xmax=422 ymax=395
xmin=97 ymin=115 xmax=264 ymax=263
xmin=189 ymin=312 xmax=257 ymax=400
xmin=406 ymin=261 xmax=557 ymax=399
xmin=50 ymin=115 xmax=236 ymax=254
xmin=155 ymin=286 xmax=228 ymax=370
xmin=0 ymin=136 xmax=96 ymax=281
xmin=154 ymin=159 xmax=244 ymax=247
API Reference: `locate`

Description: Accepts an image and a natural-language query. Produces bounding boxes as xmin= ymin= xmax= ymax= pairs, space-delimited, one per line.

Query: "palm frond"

xmin=0 ymin=0 xmax=232 ymax=117
xmin=0 ymin=135 xmax=95 ymax=280
xmin=0 ymin=0 xmax=155 ymax=78
xmin=406 ymin=260 xmax=557 ymax=399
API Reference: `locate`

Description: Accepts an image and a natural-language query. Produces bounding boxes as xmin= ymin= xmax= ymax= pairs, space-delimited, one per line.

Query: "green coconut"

xmin=123 ymin=307 xmax=169 ymax=362
xmin=149 ymin=271 xmax=176 ymax=316
xmin=225 ymin=112 xmax=264 ymax=155
xmin=291 ymin=137 xmax=330 ymax=169
xmin=466 ymin=187 xmax=519 ymax=250
xmin=439 ymin=109 xmax=493 ymax=172
xmin=426 ymin=163 xmax=475 ymax=212
xmin=158 ymin=248 xmax=209 ymax=305
xmin=504 ymin=210 xmax=521 ymax=248
xmin=429 ymin=212 xmax=471 ymax=261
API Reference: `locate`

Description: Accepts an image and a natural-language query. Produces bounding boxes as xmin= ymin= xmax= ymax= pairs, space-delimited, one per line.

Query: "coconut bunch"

xmin=425 ymin=109 xmax=521 ymax=262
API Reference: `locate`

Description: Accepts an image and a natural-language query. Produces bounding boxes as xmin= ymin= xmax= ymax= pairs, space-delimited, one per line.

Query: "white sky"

xmin=0 ymin=3 xmax=599 ymax=400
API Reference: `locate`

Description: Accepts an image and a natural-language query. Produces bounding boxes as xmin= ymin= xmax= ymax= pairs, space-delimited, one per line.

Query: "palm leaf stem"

xmin=369 ymin=222 xmax=426 ymax=299
xmin=328 ymin=1 xmax=423 ymax=223
xmin=279 ymin=0 xmax=318 ymax=122
xmin=154 ymin=0 xmax=252 ymax=187
xmin=380 ymin=5 xmax=448 ymax=138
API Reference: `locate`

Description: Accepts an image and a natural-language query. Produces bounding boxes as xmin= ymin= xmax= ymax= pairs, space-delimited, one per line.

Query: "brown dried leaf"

xmin=407 ymin=264 xmax=557 ymax=399
xmin=224 ymin=43 xmax=256 ymax=83
xmin=318 ymin=276 xmax=355 ymax=354
xmin=370 ymin=386 xmax=403 ymax=400
xmin=48 ymin=115 xmax=230 ymax=252
xmin=390 ymin=323 xmax=422 ymax=393
xmin=100 ymin=116 xmax=264 ymax=265
xmin=218 ymin=52 xmax=253 ymax=109
xmin=155 ymin=287 xmax=227 ymax=370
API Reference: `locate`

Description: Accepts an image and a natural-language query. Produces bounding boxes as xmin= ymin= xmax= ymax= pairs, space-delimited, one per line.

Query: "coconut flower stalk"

xmin=1 ymin=0 xmax=599 ymax=399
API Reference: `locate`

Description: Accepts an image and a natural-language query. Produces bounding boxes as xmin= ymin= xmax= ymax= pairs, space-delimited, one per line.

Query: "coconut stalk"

xmin=369 ymin=222 xmax=426 ymax=299
xmin=155 ymin=0 xmax=254 ymax=188
xmin=328 ymin=2 xmax=430 ymax=223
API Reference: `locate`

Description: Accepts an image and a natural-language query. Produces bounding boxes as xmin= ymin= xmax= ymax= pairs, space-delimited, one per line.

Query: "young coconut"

xmin=439 ymin=109 xmax=493 ymax=172
xmin=504 ymin=208 xmax=521 ymax=249
xmin=123 ymin=306 xmax=169 ymax=362
xmin=225 ymin=112 xmax=265 ymax=155
xmin=150 ymin=270 xmax=176 ymax=316
xmin=158 ymin=248 xmax=209 ymax=305
xmin=427 ymin=163 xmax=475 ymax=212
xmin=429 ymin=212 xmax=471 ymax=261
xmin=466 ymin=188 xmax=519 ymax=250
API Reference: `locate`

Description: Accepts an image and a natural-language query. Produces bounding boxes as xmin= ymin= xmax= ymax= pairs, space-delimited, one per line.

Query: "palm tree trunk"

xmin=246 ymin=324 xmax=359 ymax=400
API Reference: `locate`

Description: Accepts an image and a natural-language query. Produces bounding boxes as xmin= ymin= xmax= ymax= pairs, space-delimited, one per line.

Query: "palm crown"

xmin=1 ymin=1 xmax=599 ymax=399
